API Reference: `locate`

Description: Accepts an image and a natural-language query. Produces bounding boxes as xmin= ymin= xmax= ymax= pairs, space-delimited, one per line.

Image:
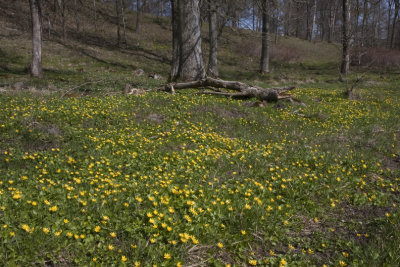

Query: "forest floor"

xmin=1 ymin=5 xmax=400 ymax=266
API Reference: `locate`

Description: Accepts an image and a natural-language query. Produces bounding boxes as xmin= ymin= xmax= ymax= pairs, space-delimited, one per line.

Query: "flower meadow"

xmin=0 ymin=88 xmax=399 ymax=266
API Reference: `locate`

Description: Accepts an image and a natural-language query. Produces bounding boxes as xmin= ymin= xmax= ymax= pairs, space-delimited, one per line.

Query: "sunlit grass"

xmin=0 ymin=85 xmax=399 ymax=266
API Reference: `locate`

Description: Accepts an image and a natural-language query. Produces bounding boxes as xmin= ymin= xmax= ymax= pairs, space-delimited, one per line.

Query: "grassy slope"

xmin=0 ymin=1 xmax=399 ymax=266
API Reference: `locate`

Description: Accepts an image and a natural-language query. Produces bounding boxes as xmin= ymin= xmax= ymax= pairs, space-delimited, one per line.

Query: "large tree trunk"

xmin=260 ymin=0 xmax=270 ymax=74
xmin=160 ymin=77 xmax=295 ymax=102
xmin=29 ymin=0 xmax=43 ymax=78
xmin=178 ymin=0 xmax=205 ymax=81
xmin=136 ymin=0 xmax=141 ymax=33
xmin=341 ymin=0 xmax=351 ymax=75
xmin=207 ymin=0 xmax=218 ymax=77
xmin=170 ymin=0 xmax=181 ymax=81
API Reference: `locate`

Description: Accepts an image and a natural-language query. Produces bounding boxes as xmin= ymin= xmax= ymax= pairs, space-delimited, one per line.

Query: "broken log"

xmin=158 ymin=77 xmax=295 ymax=102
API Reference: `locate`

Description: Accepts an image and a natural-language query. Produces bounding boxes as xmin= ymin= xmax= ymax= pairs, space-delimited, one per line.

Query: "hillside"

xmin=0 ymin=0 xmax=347 ymax=93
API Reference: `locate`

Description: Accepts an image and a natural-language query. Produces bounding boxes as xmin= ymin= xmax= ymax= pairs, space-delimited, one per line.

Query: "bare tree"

xmin=121 ymin=0 xmax=127 ymax=46
xmin=116 ymin=0 xmax=122 ymax=45
xmin=93 ymin=0 xmax=98 ymax=32
xmin=260 ymin=0 xmax=270 ymax=74
xmin=136 ymin=0 xmax=141 ymax=33
xmin=390 ymin=0 xmax=399 ymax=48
xmin=170 ymin=0 xmax=181 ymax=81
xmin=341 ymin=0 xmax=351 ymax=74
xmin=29 ymin=0 xmax=43 ymax=78
xmin=207 ymin=0 xmax=219 ymax=77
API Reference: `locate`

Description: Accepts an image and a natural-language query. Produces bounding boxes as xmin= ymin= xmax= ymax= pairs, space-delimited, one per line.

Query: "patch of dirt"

xmin=184 ymin=245 xmax=212 ymax=266
xmin=294 ymin=202 xmax=398 ymax=247
xmin=28 ymin=121 xmax=63 ymax=136
xmin=17 ymin=120 xmax=63 ymax=152
xmin=383 ymin=154 xmax=400 ymax=170
xmin=191 ymin=105 xmax=247 ymax=119
xmin=146 ymin=113 xmax=165 ymax=123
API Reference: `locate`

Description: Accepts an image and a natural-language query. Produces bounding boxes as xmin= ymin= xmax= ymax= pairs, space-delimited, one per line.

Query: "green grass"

xmin=0 ymin=83 xmax=399 ymax=266
xmin=0 ymin=6 xmax=400 ymax=266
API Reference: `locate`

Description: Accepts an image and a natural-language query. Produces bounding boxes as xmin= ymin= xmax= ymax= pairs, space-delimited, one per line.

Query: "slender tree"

xmin=29 ymin=0 xmax=43 ymax=78
xmin=93 ymin=0 xmax=98 ymax=32
xmin=207 ymin=0 xmax=218 ymax=77
xmin=136 ymin=0 xmax=141 ymax=33
xmin=390 ymin=0 xmax=399 ymax=48
xmin=341 ymin=0 xmax=351 ymax=74
xmin=170 ymin=0 xmax=181 ymax=81
xmin=116 ymin=0 xmax=121 ymax=45
xmin=260 ymin=0 xmax=270 ymax=74
xmin=121 ymin=0 xmax=127 ymax=46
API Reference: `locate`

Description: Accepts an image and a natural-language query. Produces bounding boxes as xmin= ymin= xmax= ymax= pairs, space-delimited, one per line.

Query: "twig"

xmin=60 ymin=79 xmax=106 ymax=98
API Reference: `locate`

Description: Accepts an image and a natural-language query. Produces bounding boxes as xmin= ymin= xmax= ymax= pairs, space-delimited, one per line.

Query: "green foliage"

xmin=0 ymin=83 xmax=399 ymax=266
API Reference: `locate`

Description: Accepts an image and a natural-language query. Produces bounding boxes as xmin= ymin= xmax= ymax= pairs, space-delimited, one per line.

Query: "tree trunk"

xmin=306 ymin=2 xmax=311 ymax=41
xmin=170 ymin=0 xmax=181 ymax=81
xmin=260 ymin=0 xmax=270 ymax=74
xmin=207 ymin=0 xmax=218 ymax=77
xmin=74 ymin=0 xmax=80 ymax=32
xmin=116 ymin=0 xmax=121 ymax=46
xmin=136 ymin=0 xmax=141 ymax=33
xmin=311 ymin=0 xmax=317 ymax=41
xmin=362 ymin=0 xmax=369 ymax=46
xmin=29 ymin=0 xmax=43 ymax=78
xmin=285 ymin=0 xmax=292 ymax=36
xmin=93 ymin=0 xmax=98 ymax=32
xmin=160 ymin=77 xmax=295 ymax=102
xmin=61 ymin=0 xmax=66 ymax=39
xmin=391 ymin=0 xmax=399 ymax=48
xmin=387 ymin=0 xmax=393 ymax=47
xmin=328 ymin=0 xmax=337 ymax=43
xmin=341 ymin=0 xmax=351 ymax=75
xmin=179 ymin=0 xmax=205 ymax=81
xmin=121 ymin=0 xmax=127 ymax=46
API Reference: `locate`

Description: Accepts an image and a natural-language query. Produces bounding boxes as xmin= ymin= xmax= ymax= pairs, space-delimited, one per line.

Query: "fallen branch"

xmin=158 ymin=77 xmax=295 ymax=102
xmin=61 ymin=79 xmax=106 ymax=98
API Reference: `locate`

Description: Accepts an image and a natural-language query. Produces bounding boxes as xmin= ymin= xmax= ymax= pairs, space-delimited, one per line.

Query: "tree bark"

xmin=121 ymin=0 xmax=127 ymax=46
xmin=207 ymin=0 xmax=218 ymax=77
xmin=341 ymin=0 xmax=351 ymax=75
xmin=116 ymin=0 xmax=121 ymax=46
xmin=29 ymin=0 xmax=43 ymax=78
xmin=260 ymin=0 xmax=270 ymax=74
xmin=178 ymin=0 xmax=205 ymax=81
xmin=170 ymin=0 xmax=181 ymax=81
xmin=93 ymin=0 xmax=98 ymax=32
xmin=387 ymin=0 xmax=393 ymax=47
xmin=136 ymin=0 xmax=141 ymax=33
xmin=160 ymin=77 xmax=295 ymax=102
xmin=361 ymin=0 xmax=369 ymax=46
xmin=61 ymin=0 xmax=66 ymax=39
xmin=328 ymin=0 xmax=338 ymax=43
xmin=74 ymin=0 xmax=80 ymax=32
xmin=310 ymin=0 xmax=317 ymax=41
xmin=391 ymin=0 xmax=399 ymax=48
